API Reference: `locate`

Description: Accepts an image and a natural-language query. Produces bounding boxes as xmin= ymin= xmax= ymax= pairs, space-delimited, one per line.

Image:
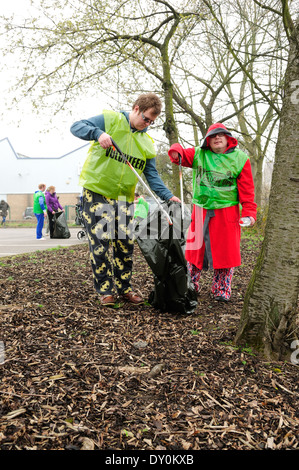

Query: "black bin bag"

xmin=52 ymin=211 xmax=71 ymax=239
xmin=134 ymin=201 xmax=197 ymax=315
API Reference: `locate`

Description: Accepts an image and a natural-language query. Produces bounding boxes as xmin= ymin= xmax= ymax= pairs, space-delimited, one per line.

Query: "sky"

xmin=0 ymin=0 xmax=111 ymax=158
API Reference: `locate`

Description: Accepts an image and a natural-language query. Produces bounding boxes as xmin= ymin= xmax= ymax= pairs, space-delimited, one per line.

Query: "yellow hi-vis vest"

xmin=79 ymin=110 xmax=156 ymax=202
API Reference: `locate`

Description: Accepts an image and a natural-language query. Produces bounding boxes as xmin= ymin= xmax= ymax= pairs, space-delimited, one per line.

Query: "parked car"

xmin=23 ymin=207 xmax=34 ymax=219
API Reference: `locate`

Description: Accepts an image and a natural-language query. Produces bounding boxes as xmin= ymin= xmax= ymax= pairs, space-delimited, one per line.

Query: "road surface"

xmin=0 ymin=227 xmax=86 ymax=257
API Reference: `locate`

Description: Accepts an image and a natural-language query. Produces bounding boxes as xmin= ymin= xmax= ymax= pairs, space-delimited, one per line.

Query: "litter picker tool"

xmin=178 ymin=155 xmax=184 ymax=220
xmin=110 ymin=139 xmax=173 ymax=225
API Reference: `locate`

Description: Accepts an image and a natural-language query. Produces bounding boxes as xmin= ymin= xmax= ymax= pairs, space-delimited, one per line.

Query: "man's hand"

xmin=169 ymin=196 xmax=181 ymax=203
xmin=98 ymin=133 xmax=112 ymax=149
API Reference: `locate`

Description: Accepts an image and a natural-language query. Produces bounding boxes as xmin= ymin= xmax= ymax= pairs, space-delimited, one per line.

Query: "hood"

xmin=201 ymin=123 xmax=238 ymax=153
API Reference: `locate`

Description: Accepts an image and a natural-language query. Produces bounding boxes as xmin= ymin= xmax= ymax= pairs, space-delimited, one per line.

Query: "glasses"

xmin=210 ymin=132 xmax=226 ymax=138
xmin=141 ymin=111 xmax=155 ymax=125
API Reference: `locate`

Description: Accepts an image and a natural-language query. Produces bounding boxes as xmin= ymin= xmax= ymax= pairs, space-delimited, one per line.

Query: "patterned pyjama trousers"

xmin=187 ymin=261 xmax=234 ymax=300
xmin=82 ymin=188 xmax=135 ymax=296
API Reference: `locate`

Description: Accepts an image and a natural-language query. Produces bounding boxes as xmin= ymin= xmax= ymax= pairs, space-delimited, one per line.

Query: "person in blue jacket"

xmin=71 ymin=93 xmax=179 ymax=307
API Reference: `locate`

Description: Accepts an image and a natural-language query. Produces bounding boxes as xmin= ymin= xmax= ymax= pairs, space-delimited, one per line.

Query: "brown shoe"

xmin=122 ymin=292 xmax=144 ymax=305
xmin=99 ymin=294 xmax=116 ymax=306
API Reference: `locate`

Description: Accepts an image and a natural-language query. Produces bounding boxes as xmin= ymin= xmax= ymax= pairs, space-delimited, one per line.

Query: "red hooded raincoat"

xmin=169 ymin=123 xmax=257 ymax=270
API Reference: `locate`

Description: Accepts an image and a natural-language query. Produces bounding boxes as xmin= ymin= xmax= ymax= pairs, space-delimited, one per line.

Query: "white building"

xmin=0 ymin=137 xmax=90 ymax=220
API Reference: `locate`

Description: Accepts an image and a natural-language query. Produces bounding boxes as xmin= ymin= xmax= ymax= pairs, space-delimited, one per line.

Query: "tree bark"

xmin=160 ymin=20 xmax=180 ymax=196
xmin=235 ymin=16 xmax=299 ymax=360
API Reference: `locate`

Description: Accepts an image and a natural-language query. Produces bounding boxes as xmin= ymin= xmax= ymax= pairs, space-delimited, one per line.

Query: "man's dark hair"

xmin=132 ymin=93 xmax=162 ymax=115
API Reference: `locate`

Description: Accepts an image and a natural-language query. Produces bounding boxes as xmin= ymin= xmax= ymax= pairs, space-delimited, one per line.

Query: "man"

xmin=33 ymin=183 xmax=47 ymax=240
xmin=168 ymin=123 xmax=257 ymax=301
xmin=71 ymin=93 xmax=179 ymax=306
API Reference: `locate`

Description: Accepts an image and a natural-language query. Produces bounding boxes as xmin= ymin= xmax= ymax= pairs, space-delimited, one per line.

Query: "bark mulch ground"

xmin=0 ymin=233 xmax=298 ymax=451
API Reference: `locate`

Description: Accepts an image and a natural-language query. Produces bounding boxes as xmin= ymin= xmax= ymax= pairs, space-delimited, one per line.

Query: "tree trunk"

xmin=254 ymin=154 xmax=264 ymax=207
xmin=161 ymin=43 xmax=180 ymax=197
xmin=235 ymin=18 xmax=299 ymax=361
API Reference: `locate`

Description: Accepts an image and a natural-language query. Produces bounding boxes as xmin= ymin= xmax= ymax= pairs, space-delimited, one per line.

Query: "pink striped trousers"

xmin=187 ymin=262 xmax=234 ymax=300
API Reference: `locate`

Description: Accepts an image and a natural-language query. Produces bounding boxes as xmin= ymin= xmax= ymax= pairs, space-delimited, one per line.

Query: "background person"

xmin=45 ymin=186 xmax=64 ymax=238
xmin=33 ymin=183 xmax=47 ymax=240
xmin=0 ymin=200 xmax=9 ymax=226
xmin=168 ymin=123 xmax=257 ymax=301
xmin=71 ymin=92 xmax=180 ymax=307
xmin=134 ymin=193 xmax=149 ymax=219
